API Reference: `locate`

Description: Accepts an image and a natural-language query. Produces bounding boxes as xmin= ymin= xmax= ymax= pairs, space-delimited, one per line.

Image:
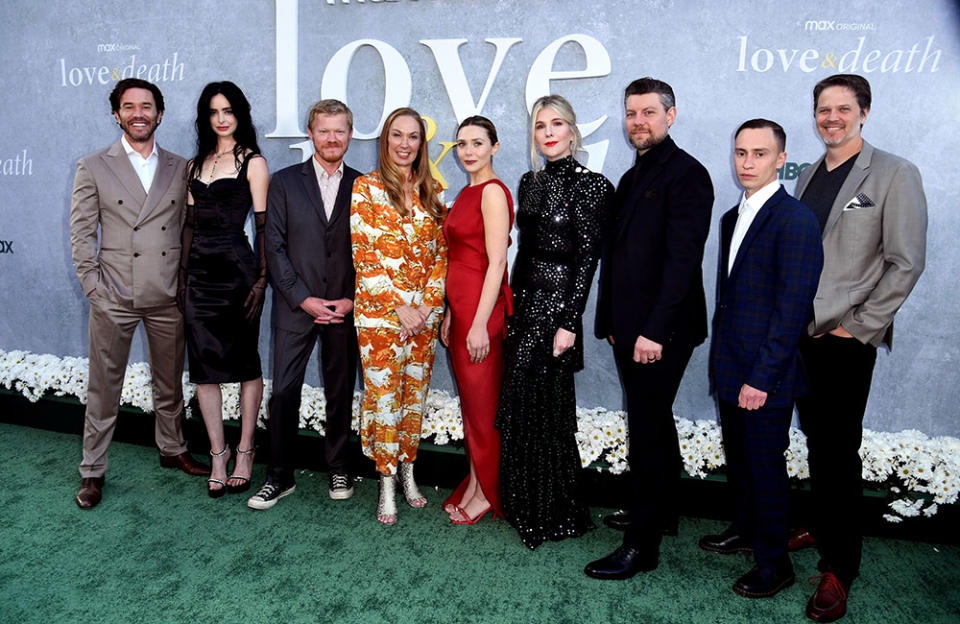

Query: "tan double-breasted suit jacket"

xmin=70 ymin=139 xmax=189 ymax=477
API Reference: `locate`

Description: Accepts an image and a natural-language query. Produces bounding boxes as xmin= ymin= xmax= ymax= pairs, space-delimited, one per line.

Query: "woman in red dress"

xmin=440 ymin=116 xmax=514 ymax=524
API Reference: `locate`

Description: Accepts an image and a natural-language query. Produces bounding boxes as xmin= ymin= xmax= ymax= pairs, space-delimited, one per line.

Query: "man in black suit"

xmin=700 ymin=119 xmax=823 ymax=598
xmin=586 ymin=77 xmax=714 ymax=578
xmin=248 ymin=100 xmax=362 ymax=510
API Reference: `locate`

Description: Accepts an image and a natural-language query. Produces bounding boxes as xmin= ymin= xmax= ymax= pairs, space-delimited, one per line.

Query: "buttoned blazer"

xmin=709 ymin=186 xmax=823 ymax=408
xmin=595 ymin=135 xmax=714 ymax=349
xmin=795 ymin=139 xmax=927 ymax=348
xmin=70 ymin=140 xmax=187 ymax=308
xmin=265 ymin=159 xmax=362 ymax=333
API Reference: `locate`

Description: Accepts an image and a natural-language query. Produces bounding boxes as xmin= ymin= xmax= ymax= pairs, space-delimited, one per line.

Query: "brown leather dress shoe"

xmin=789 ymin=527 xmax=818 ymax=551
xmin=76 ymin=477 xmax=105 ymax=509
xmin=160 ymin=452 xmax=210 ymax=476
xmin=806 ymin=572 xmax=848 ymax=622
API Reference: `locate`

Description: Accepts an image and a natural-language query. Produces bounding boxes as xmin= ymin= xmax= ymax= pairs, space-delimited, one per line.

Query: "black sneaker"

xmin=328 ymin=472 xmax=354 ymax=500
xmin=247 ymin=481 xmax=295 ymax=510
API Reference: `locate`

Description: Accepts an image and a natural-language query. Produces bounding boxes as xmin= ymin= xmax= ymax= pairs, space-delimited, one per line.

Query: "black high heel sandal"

xmin=227 ymin=447 xmax=254 ymax=494
xmin=208 ymin=446 xmax=231 ymax=499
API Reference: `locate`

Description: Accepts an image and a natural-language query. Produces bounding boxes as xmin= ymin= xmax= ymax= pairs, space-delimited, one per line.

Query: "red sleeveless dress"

xmin=442 ymin=179 xmax=514 ymax=518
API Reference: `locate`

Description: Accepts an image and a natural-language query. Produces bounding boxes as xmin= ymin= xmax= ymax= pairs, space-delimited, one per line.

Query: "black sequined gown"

xmin=496 ymin=155 xmax=613 ymax=549
xmin=184 ymin=156 xmax=263 ymax=384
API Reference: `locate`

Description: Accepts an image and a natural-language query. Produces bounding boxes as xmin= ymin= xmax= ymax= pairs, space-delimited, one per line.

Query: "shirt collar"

xmin=120 ymin=135 xmax=158 ymax=160
xmin=312 ymin=157 xmax=343 ymax=181
xmin=739 ymin=180 xmax=780 ymax=215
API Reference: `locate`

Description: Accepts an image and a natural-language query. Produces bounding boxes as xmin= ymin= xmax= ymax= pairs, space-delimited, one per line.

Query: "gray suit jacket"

xmin=795 ymin=139 xmax=926 ymax=348
xmin=265 ymin=159 xmax=361 ymax=333
xmin=70 ymin=140 xmax=187 ymax=308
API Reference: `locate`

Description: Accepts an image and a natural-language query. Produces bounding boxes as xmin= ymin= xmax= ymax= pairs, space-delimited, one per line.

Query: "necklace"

xmin=207 ymin=147 xmax=235 ymax=181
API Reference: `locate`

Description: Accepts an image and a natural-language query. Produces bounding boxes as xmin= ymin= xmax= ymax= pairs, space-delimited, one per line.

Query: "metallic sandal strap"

xmin=398 ymin=462 xmax=425 ymax=504
xmin=377 ymin=475 xmax=398 ymax=518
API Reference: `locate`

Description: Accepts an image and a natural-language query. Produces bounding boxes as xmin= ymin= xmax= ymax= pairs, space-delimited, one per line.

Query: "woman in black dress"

xmin=179 ymin=81 xmax=269 ymax=497
xmin=497 ymin=94 xmax=613 ymax=548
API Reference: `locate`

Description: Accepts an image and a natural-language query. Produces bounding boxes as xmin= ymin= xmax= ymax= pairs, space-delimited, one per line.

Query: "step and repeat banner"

xmin=1 ymin=0 xmax=957 ymax=435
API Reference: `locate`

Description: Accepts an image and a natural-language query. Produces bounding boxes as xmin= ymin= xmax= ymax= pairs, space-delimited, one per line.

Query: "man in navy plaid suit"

xmin=700 ymin=119 xmax=823 ymax=599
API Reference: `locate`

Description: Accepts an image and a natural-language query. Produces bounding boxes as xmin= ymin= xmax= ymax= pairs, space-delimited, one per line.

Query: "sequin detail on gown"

xmin=496 ymin=155 xmax=613 ymax=549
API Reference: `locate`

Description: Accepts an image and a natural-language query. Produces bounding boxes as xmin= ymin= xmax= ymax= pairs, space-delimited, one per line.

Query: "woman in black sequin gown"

xmin=179 ymin=82 xmax=270 ymax=497
xmin=496 ymin=95 xmax=613 ymax=548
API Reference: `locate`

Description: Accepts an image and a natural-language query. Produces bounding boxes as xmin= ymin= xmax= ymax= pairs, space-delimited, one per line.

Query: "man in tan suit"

xmin=792 ymin=74 xmax=926 ymax=622
xmin=70 ymin=78 xmax=207 ymax=509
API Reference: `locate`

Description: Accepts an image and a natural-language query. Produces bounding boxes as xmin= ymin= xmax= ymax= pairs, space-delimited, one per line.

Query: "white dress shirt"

xmin=312 ymin=157 xmax=343 ymax=220
xmin=120 ymin=135 xmax=159 ymax=194
xmin=728 ymin=180 xmax=781 ymax=275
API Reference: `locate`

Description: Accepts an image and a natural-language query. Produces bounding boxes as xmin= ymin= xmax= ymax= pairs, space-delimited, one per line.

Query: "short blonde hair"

xmin=529 ymin=94 xmax=582 ymax=170
xmin=307 ymin=99 xmax=353 ymax=132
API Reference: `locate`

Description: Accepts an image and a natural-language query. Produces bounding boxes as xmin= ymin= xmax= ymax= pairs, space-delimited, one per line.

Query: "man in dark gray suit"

xmin=793 ymin=74 xmax=927 ymax=623
xmin=70 ymin=79 xmax=208 ymax=510
xmin=248 ymin=100 xmax=362 ymax=510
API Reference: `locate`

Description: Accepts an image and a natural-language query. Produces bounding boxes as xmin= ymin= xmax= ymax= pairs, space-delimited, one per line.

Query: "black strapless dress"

xmin=184 ymin=156 xmax=263 ymax=384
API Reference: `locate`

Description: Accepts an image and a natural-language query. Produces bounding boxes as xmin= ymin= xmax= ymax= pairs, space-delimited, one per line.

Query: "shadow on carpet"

xmin=0 ymin=422 xmax=957 ymax=624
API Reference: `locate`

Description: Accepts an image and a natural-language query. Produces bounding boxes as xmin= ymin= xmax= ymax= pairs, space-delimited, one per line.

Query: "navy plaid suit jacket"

xmin=709 ymin=186 xmax=823 ymax=409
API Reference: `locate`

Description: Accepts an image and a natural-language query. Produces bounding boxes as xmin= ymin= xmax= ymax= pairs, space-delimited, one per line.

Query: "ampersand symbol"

xmin=112 ymin=68 xmax=121 ymax=80
xmin=422 ymin=115 xmax=454 ymax=191
xmin=821 ymin=53 xmax=837 ymax=69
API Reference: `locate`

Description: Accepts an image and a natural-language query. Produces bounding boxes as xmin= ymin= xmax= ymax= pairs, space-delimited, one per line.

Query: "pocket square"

xmin=843 ymin=192 xmax=875 ymax=211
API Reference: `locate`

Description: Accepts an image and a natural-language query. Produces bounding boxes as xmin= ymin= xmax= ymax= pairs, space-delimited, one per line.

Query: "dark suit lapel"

xmin=727 ymin=187 xmax=783 ymax=280
xmin=299 ymin=159 xmax=328 ymax=226
xmin=615 ymin=137 xmax=678 ymax=243
xmin=823 ymin=141 xmax=873 ymax=237
xmin=719 ymin=208 xmax=737 ymax=293
xmin=137 ymin=148 xmax=177 ymax=225
xmin=327 ymin=167 xmax=355 ymax=227
xmin=102 ymin=141 xmax=147 ymax=206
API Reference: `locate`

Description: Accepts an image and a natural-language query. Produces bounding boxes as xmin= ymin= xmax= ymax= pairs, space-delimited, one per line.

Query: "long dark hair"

xmin=188 ymin=81 xmax=260 ymax=181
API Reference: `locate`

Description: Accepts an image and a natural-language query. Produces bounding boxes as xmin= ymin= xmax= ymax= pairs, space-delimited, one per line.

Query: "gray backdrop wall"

xmin=1 ymin=0 xmax=957 ymax=435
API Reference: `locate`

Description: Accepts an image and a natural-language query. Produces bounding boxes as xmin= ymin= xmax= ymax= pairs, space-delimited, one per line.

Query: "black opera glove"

xmin=244 ymin=211 xmax=268 ymax=321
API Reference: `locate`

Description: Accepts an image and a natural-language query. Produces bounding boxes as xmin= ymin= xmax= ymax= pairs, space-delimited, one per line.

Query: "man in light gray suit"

xmin=70 ymin=79 xmax=208 ymax=510
xmin=792 ymin=74 xmax=926 ymax=622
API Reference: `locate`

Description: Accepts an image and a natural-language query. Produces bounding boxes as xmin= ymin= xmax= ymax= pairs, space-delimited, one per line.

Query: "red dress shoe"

xmin=160 ymin=452 xmax=210 ymax=476
xmin=450 ymin=504 xmax=493 ymax=525
xmin=789 ymin=527 xmax=817 ymax=551
xmin=76 ymin=477 xmax=104 ymax=509
xmin=806 ymin=572 xmax=849 ymax=622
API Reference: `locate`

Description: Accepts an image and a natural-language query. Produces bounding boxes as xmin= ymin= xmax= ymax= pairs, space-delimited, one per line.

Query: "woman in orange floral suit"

xmin=350 ymin=108 xmax=447 ymax=525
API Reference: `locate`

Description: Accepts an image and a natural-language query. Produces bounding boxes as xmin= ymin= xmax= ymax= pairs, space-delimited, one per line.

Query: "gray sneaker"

xmin=328 ymin=472 xmax=354 ymax=500
xmin=247 ymin=481 xmax=295 ymax=510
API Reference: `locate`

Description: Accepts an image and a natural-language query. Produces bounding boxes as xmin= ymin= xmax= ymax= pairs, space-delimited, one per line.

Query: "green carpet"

xmin=1 ymin=422 xmax=957 ymax=624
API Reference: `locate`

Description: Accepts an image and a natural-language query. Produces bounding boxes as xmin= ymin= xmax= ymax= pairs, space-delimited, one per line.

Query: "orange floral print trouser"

xmin=357 ymin=326 xmax=439 ymax=475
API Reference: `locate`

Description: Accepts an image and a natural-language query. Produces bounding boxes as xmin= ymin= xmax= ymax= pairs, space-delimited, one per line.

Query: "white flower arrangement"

xmin=2 ymin=349 xmax=957 ymax=521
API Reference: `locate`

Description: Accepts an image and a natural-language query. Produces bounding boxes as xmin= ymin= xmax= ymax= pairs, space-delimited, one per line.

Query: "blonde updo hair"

xmin=528 ymin=94 xmax=582 ymax=170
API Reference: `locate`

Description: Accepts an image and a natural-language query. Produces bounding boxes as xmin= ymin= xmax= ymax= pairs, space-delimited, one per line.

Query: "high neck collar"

xmin=544 ymin=154 xmax=577 ymax=172
xmin=634 ymin=135 xmax=673 ymax=167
